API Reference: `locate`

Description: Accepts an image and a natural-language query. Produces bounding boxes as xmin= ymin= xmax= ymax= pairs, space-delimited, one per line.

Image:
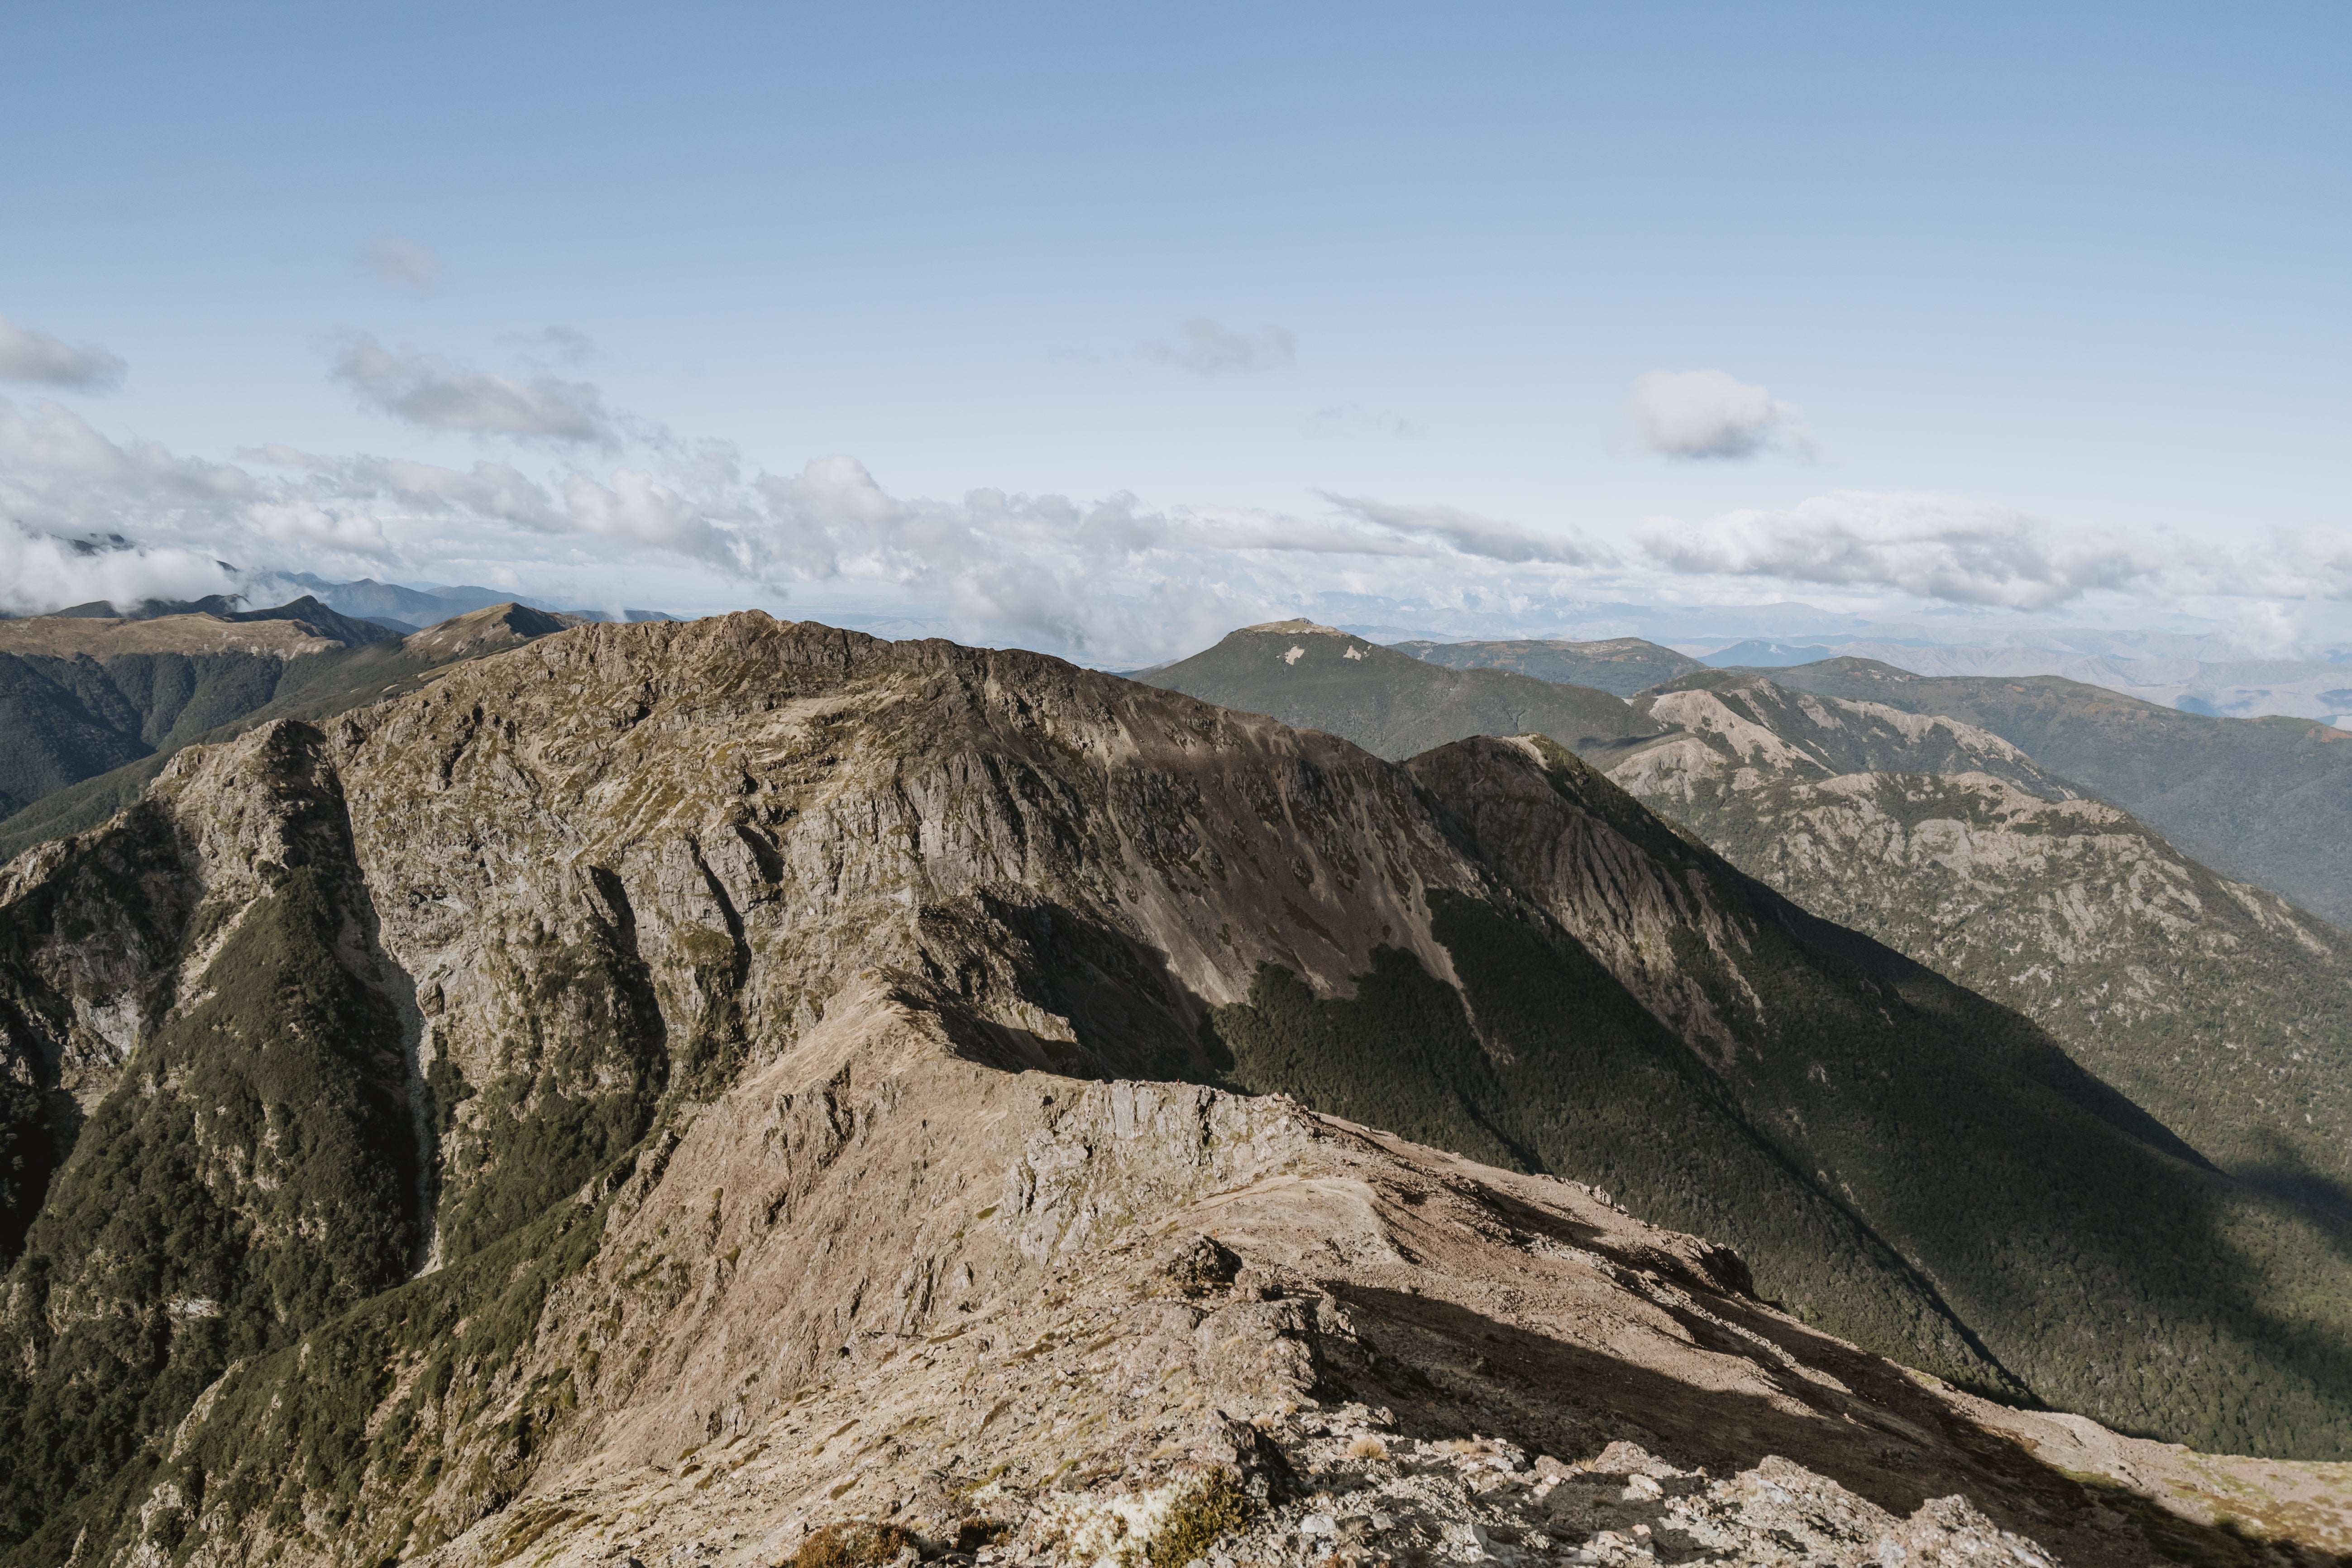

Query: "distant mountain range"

xmin=1695 ymin=638 xmax=2352 ymax=726
xmin=0 ymin=598 xmax=574 ymax=860
xmin=268 ymin=574 xmax=678 ymax=629
xmin=2 ymin=574 xmax=677 ymax=632
xmin=1760 ymin=656 xmax=2352 ymax=930
xmin=1139 ymin=620 xmax=1665 ymax=758
xmin=1390 ymin=636 xmax=1701 ymax=695
xmin=1147 ymin=621 xmax=2352 ymax=1215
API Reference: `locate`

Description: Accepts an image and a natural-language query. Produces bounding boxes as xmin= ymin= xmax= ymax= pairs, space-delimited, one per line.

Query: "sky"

xmin=2 ymin=1 xmax=2348 ymax=664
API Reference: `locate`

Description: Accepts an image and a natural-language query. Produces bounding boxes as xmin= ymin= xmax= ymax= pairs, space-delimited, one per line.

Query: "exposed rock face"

xmin=1758 ymin=655 xmax=2352 ymax=931
xmin=1606 ymin=670 xmax=2352 ymax=1213
xmin=0 ymin=616 xmax=2348 ymax=1566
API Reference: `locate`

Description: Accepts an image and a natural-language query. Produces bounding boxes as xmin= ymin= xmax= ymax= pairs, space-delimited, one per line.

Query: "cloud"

xmin=1319 ymin=493 xmax=1613 ymax=566
xmin=357 ymin=234 xmax=444 ymax=296
xmin=0 ymin=521 xmax=240 ymax=616
xmin=331 ymin=334 xmax=614 ymax=443
xmin=0 ymin=312 xmax=127 ymax=390
xmin=1143 ymin=317 xmax=1296 ymax=376
xmin=2271 ymin=526 xmax=2352 ymax=602
xmin=1626 ymin=368 xmax=1811 ymax=460
xmin=0 ymin=397 xmax=256 ymax=531
xmin=1636 ymin=492 xmax=2160 ymax=609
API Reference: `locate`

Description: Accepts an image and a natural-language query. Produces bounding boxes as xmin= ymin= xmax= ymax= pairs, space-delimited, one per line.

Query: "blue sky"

xmin=2 ymin=1 xmax=2347 ymax=660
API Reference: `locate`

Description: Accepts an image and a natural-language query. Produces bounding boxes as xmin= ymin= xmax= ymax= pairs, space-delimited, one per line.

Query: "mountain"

xmin=4 ymin=618 xmax=2352 ymax=1566
xmin=0 ymin=598 xmax=400 ymax=820
xmin=1606 ymin=669 xmax=2352 ymax=1219
xmin=1756 ymin=658 xmax=2352 ymax=928
xmin=1696 ymin=639 xmax=1839 ymax=667
xmin=0 ymin=603 xmax=570 ymax=862
xmin=277 ymin=573 xmax=679 ymax=629
xmin=1724 ymin=641 xmax=2352 ymax=726
xmin=1139 ymin=620 xmax=1665 ymax=759
xmin=1389 ymin=636 xmax=1702 ymax=696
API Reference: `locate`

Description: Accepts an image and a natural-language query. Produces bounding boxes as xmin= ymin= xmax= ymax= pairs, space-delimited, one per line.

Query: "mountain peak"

xmin=398 ymin=600 xmax=574 ymax=660
xmin=1234 ymin=617 xmax=1353 ymax=637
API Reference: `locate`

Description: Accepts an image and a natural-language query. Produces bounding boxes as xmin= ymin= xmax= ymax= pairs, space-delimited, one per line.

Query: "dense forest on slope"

xmin=1141 ymin=620 xmax=1664 ymax=760
xmin=1389 ymin=635 xmax=1702 ymax=694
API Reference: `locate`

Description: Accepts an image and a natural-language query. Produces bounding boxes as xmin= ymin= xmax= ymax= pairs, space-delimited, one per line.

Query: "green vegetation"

xmin=0 ymin=866 xmax=417 ymax=1551
xmin=1391 ymin=635 xmax=1702 ymax=695
xmin=1143 ymin=1469 xmax=1253 ymax=1568
xmin=1140 ymin=622 xmax=1663 ymax=761
xmin=1207 ymin=911 xmax=2018 ymax=1400
xmin=1650 ymin=761 xmax=2352 ymax=1218
xmin=788 ymin=1520 xmax=922 ymax=1567
xmin=434 ymin=925 xmax=669 ymax=1262
xmin=1208 ymin=749 xmax=2352 ymax=1459
xmin=0 ymin=649 xmax=287 ymax=817
xmin=0 ymin=1080 xmax=648 ymax=1565
xmin=1755 ymin=657 xmax=2352 ymax=927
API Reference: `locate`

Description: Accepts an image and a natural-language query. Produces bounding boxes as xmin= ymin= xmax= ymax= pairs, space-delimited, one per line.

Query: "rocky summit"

xmin=1 ymin=615 xmax=2349 ymax=1568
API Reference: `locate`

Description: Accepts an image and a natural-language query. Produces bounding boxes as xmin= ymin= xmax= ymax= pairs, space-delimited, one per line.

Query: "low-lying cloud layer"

xmin=1628 ymin=369 xmax=1812 ymax=460
xmin=0 ymin=391 xmax=1627 ymax=661
xmin=4 ymin=325 xmax=2345 ymax=662
xmin=0 ymin=312 xmax=127 ymax=391
xmin=1636 ymin=492 xmax=2161 ymax=611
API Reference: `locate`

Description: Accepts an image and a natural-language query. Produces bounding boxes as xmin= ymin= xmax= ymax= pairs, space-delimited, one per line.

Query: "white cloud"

xmin=1319 ymin=493 xmax=1613 ymax=566
xmin=0 ymin=521 xmax=239 ymax=616
xmin=2271 ymin=526 xmax=2352 ymax=602
xmin=331 ymin=334 xmax=614 ymax=444
xmin=0 ymin=397 xmax=256 ymax=534
xmin=357 ymin=234 xmax=444 ymax=296
xmin=1636 ymin=492 xmax=2161 ymax=610
xmin=1143 ymin=317 xmax=1296 ymax=376
xmin=1626 ymin=368 xmax=1811 ymax=460
xmin=0 ymin=312 xmax=126 ymax=390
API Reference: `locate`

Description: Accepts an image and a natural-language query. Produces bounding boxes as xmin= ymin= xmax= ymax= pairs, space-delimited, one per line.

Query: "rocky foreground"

xmin=424 ymin=1060 xmax=2344 ymax=1568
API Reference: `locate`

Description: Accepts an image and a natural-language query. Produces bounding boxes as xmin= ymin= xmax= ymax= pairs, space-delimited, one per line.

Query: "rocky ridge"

xmin=1755 ymin=657 xmax=2352 ymax=929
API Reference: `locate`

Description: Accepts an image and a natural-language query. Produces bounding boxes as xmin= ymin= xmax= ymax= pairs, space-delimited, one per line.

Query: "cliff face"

xmin=1 ymin=615 xmax=2349 ymax=1566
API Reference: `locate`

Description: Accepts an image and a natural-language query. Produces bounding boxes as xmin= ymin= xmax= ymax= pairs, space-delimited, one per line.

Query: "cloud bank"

xmin=0 ymin=392 xmax=1627 ymax=661
xmin=1636 ymin=492 xmax=2161 ymax=610
xmin=0 ymin=312 xmax=127 ymax=390
xmin=1627 ymin=369 xmax=1811 ymax=460
xmin=0 ymin=526 xmax=239 ymax=617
